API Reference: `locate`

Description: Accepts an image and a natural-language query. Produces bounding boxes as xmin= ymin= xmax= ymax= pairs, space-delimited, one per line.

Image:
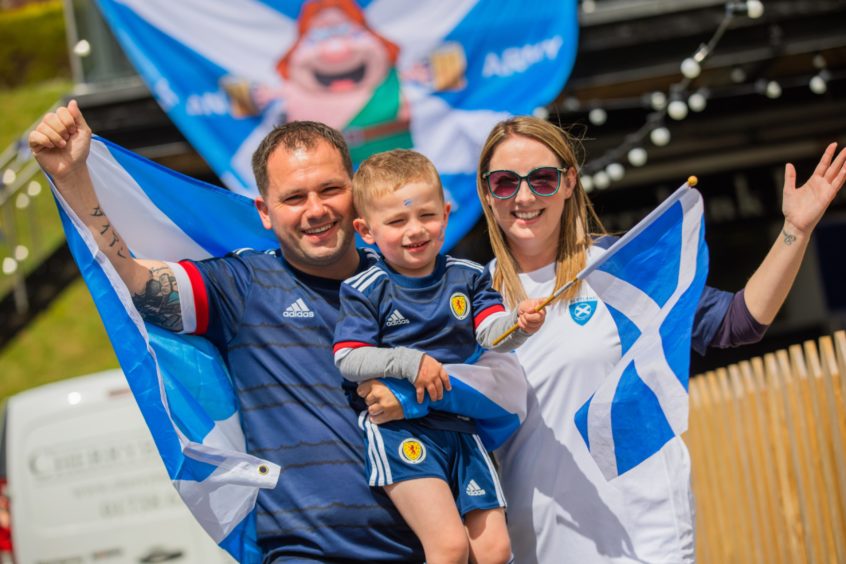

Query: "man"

xmin=29 ymin=100 xmax=423 ymax=562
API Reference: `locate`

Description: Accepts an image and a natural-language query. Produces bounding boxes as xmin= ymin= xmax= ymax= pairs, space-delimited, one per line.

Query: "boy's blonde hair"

xmin=353 ymin=149 xmax=444 ymax=217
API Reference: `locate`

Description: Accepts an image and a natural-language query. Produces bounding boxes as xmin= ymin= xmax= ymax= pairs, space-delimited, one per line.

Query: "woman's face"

xmin=485 ymin=135 xmax=576 ymax=266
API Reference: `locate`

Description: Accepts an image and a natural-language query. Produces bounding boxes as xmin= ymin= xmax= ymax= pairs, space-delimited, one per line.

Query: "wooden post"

xmin=716 ymin=367 xmax=753 ymax=563
xmin=728 ymin=363 xmax=765 ymax=562
xmin=803 ymin=339 xmax=845 ymax=563
xmin=698 ymin=371 xmax=731 ymax=561
xmin=818 ymin=335 xmax=846 ymax=544
xmin=689 ymin=376 xmax=715 ymax=563
xmin=739 ymin=360 xmax=778 ymax=564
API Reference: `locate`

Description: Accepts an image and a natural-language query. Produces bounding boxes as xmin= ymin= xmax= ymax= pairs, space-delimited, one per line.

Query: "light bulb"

xmin=2 ymin=169 xmax=15 ymax=186
xmin=746 ymin=0 xmax=764 ymax=19
xmin=581 ymin=175 xmax=594 ymax=193
xmin=593 ymin=171 xmax=610 ymax=190
xmin=810 ymin=75 xmax=827 ymax=95
xmin=627 ymin=147 xmax=648 ymax=167
xmin=650 ymin=127 xmax=671 ymax=147
xmin=606 ymin=163 xmax=625 ymax=182
xmin=562 ymin=97 xmax=581 ymax=112
xmin=688 ymin=91 xmax=707 ymax=112
xmin=13 ymin=245 xmax=28 ymax=261
xmin=731 ymin=67 xmax=747 ymax=83
xmin=2 ymin=258 xmax=17 ymax=275
xmin=588 ymin=108 xmax=607 ymax=126
xmin=650 ymin=91 xmax=667 ymax=110
xmin=765 ymin=80 xmax=782 ymax=99
xmin=533 ymin=106 xmax=550 ymax=120
xmin=74 ymin=39 xmax=92 ymax=58
xmin=681 ymin=58 xmax=701 ymax=79
xmin=27 ymin=181 xmax=41 ymax=197
xmin=667 ymin=100 xmax=689 ymax=120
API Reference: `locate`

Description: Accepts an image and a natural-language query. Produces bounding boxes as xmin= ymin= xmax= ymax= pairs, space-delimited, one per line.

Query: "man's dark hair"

xmin=251 ymin=121 xmax=353 ymax=196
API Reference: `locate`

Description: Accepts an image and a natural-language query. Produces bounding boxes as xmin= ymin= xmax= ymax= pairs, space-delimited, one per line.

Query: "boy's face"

xmin=354 ymin=180 xmax=450 ymax=277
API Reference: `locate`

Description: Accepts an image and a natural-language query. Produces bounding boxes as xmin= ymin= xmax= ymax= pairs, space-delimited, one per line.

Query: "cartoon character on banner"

xmin=222 ymin=0 xmax=466 ymax=165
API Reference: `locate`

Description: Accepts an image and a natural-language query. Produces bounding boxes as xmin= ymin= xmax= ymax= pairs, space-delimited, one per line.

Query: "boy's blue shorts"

xmin=358 ymin=413 xmax=506 ymax=516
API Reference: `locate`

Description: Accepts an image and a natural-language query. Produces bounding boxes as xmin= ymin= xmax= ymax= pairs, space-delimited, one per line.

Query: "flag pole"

xmin=491 ymin=278 xmax=577 ymax=346
xmin=490 ymin=176 xmax=699 ymax=348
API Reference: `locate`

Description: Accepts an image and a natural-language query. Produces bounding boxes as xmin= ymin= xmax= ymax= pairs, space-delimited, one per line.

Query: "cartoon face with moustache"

xmin=224 ymin=0 xmax=466 ymax=173
xmin=276 ymin=0 xmax=407 ymax=148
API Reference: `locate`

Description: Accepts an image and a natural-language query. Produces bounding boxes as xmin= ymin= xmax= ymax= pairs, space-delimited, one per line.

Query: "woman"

xmin=476 ymin=116 xmax=846 ymax=563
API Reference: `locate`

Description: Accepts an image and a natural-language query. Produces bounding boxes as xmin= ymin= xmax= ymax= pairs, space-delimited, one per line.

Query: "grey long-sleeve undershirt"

xmin=336 ymin=310 xmax=529 ymax=384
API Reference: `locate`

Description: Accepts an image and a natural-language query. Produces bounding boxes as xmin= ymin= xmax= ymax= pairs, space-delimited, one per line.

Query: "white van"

xmin=0 ymin=369 xmax=235 ymax=563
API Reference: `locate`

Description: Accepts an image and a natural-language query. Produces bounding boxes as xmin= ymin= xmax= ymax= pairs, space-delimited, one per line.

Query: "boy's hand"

xmin=415 ymin=354 xmax=451 ymax=404
xmin=517 ymin=298 xmax=546 ymax=335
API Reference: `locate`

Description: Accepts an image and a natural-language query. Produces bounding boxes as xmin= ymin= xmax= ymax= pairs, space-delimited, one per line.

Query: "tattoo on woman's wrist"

xmin=782 ymin=229 xmax=796 ymax=245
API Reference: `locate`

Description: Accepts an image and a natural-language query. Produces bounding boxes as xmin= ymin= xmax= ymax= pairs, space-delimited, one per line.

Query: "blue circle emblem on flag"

xmin=569 ymin=300 xmax=597 ymax=326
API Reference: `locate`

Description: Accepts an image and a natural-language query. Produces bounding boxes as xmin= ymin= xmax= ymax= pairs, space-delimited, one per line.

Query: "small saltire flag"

xmin=48 ymin=136 xmax=529 ymax=559
xmin=51 ymin=136 xmax=279 ymax=563
xmin=383 ymin=348 xmax=528 ymax=451
xmin=573 ymin=183 xmax=708 ymax=480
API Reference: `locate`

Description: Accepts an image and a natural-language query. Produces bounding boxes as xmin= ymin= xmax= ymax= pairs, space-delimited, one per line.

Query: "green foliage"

xmin=0 ymin=0 xmax=70 ymax=89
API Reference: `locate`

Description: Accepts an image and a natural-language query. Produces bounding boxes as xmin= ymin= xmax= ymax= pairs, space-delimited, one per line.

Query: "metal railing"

xmin=0 ymin=104 xmax=67 ymax=316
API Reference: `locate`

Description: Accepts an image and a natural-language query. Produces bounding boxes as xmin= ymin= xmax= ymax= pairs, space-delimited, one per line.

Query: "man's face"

xmin=255 ymin=140 xmax=359 ymax=279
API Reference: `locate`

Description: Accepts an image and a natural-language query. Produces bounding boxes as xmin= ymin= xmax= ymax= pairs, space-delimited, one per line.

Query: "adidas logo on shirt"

xmin=465 ymin=479 xmax=486 ymax=497
xmin=283 ymin=298 xmax=315 ymax=318
xmin=385 ymin=309 xmax=410 ymax=327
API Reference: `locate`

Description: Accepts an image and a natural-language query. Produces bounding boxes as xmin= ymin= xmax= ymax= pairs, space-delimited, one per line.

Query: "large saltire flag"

xmin=93 ymin=0 xmax=578 ymax=250
xmin=51 ymin=136 xmax=279 ymax=563
xmin=573 ymin=183 xmax=708 ymax=480
xmin=48 ymin=136 xmax=530 ymax=561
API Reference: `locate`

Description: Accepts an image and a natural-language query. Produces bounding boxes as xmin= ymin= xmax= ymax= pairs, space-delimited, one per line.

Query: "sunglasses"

xmin=483 ymin=166 xmax=568 ymax=200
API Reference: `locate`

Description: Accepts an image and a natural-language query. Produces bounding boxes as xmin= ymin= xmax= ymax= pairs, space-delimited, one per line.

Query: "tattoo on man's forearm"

xmin=782 ymin=229 xmax=796 ymax=246
xmin=131 ymin=267 xmax=183 ymax=331
xmin=91 ymin=208 xmax=128 ymax=260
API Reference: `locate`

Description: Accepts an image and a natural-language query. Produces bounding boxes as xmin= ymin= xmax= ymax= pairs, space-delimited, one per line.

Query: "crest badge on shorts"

xmin=450 ymin=292 xmax=470 ymax=320
xmin=399 ymin=438 xmax=427 ymax=464
xmin=569 ymin=300 xmax=597 ymax=326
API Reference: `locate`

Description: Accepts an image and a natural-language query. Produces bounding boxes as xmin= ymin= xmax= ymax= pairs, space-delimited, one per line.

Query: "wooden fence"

xmin=688 ymin=330 xmax=846 ymax=563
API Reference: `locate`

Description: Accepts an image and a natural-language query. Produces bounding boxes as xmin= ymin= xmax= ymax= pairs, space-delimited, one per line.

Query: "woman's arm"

xmin=743 ymin=143 xmax=846 ymax=324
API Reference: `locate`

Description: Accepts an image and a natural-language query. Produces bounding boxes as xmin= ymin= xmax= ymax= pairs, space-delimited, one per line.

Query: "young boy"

xmin=332 ymin=149 xmax=545 ymax=564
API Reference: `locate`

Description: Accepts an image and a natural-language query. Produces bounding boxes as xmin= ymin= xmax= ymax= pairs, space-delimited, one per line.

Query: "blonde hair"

xmin=476 ymin=117 xmax=605 ymax=307
xmin=353 ymin=149 xmax=443 ymax=218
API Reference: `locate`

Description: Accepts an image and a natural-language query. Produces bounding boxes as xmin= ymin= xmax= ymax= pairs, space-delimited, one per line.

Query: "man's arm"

xmin=29 ymin=101 xmax=184 ymax=331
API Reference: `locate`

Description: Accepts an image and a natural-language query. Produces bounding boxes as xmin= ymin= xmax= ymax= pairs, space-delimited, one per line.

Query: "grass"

xmin=0 ymin=79 xmax=117 ymax=402
xmin=0 ymin=279 xmax=117 ymax=400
